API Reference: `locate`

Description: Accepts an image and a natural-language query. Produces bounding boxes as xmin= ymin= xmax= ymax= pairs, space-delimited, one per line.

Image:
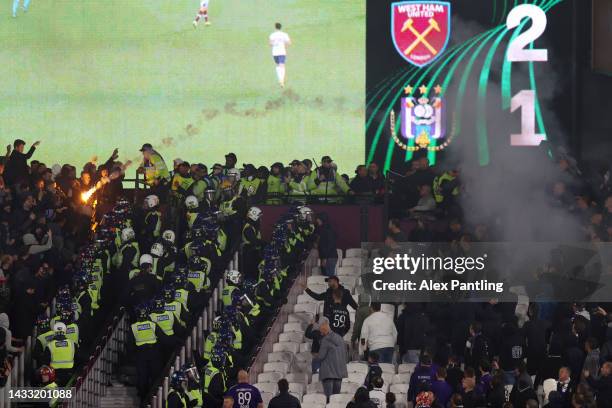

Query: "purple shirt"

xmin=226 ymin=383 xmax=263 ymax=408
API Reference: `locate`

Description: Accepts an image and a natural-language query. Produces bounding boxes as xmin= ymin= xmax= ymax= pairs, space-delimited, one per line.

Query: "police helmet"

xmin=163 ymin=287 xmax=175 ymax=303
xmin=162 ymin=230 xmax=176 ymax=244
xmin=188 ymin=256 xmax=203 ymax=271
xmin=181 ymin=362 xmax=200 ymax=383
xmin=139 ymin=254 xmax=153 ymax=267
xmin=210 ymin=347 xmax=227 ymax=368
xmin=226 ymin=168 xmax=241 ymax=181
xmin=53 ymin=322 xmax=67 ymax=335
xmin=121 ymin=227 xmax=135 ymax=242
xmin=150 ymin=243 xmax=164 ymax=257
xmin=247 ymin=207 xmax=263 ymax=222
xmin=37 ymin=366 xmax=56 ymax=384
xmin=212 ymin=316 xmax=223 ymax=331
xmin=144 ymin=194 xmax=160 ymax=209
xmin=298 ymin=206 xmax=313 ymax=222
xmin=185 ymin=195 xmax=199 ymax=210
xmin=135 ymin=305 xmax=149 ymax=320
xmin=225 ymin=270 xmax=241 ymax=285
xmin=170 ymin=371 xmax=187 ymax=389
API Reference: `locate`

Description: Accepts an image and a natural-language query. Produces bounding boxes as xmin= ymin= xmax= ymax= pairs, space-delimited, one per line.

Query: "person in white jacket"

xmin=360 ymin=302 xmax=397 ymax=364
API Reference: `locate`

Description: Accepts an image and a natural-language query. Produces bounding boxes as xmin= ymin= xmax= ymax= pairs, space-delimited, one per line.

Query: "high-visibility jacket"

xmin=239 ymin=178 xmax=262 ymax=197
xmin=145 ymin=210 xmax=162 ymax=237
xmin=241 ymin=222 xmax=261 ymax=245
xmin=36 ymin=329 xmax=55 ymax=351
xmin=150 ymin=311 xmax=175 ymax=336
xmin=45 ymin=382 xmax=59 ymax=406
xmin=65 ymin=323 xmax=79 ymax=345
xmin=131 ymin=320 xmax=157 ymax=346
xmin=232 ymin=326 xmax=243 ymax=350
xmin=203 ymin=365 xmax=225 ymax=394
xmin=203 ymin=332 xmax=218 ymax=361
xmin=186 ymin=211 xmax=199 ymax=230
xmin=189 ymin=179 xmax=208 ymax=203
xmin=217 ymin=230 xmax=227 ymax=252
xmin=143 ymin=151 xmax=170 ymax=186
xmin=172 ymin=174 xmax=193 ymax=194
xmin=266 ymin=175 xmax=285 ymax=204
xmin=220 ymin=197 xmax=238 ymax=217
xmin=164 ymin=301 xmax=185 ymax=326
xmin=222 ymin=285 xmax=238 ymax=307
xmin=128 ymin=267 xmax=141 ymax=280
xmin=114 ymin=241 xmax=140 ymax=268
xmin=88 ymin=282 xmax=100 ymax=311
xmin=432 ymin=172 xmax=459 ymax=203
xmin=187 ymin=268 xmax=210 ymax=293
xmin=187 ymin=387 xmax=203 ymax=407
xmin=175 ymin=289 xmax=190 ymax=312
xmin=166 ymin=390 xmax=188 ymax=408
xmin=48 ymin=339 xmax=75 ymax=369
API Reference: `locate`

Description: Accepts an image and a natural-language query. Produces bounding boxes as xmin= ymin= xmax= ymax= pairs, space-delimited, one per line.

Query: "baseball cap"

xmin=173 ymin=158 xmax=184 ymax=165
xmin=290 ymin=159 xmax=301 ymax=166
xmin=321 ymin=155 xmax=333 ymax=163
xmin=325 ymin=276 xmax=339 ymax=283
xmin=225 ymin=153 xmax=237 ymax=160
xmin=140 ymin=143 xmax=153 ymax=152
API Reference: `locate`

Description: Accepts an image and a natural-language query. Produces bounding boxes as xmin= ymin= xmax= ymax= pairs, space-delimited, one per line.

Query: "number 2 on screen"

xmin=506 ymin=4 xmax=548 ymax=146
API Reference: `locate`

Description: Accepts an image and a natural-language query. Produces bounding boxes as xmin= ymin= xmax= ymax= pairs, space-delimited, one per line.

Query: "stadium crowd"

xmin=0 ymin=139 xmax=609 ymax=408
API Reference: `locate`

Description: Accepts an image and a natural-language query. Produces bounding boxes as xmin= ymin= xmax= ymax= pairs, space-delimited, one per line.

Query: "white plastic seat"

xmin=341 ymin=258 xmax=361 ymax=267
xmin=543 ymin=378 xmax=557 ymax=403
xmin=337 ymin=249 xmax=343 ymax=260
xmin=254 ymin=383 xmax=278 ymax=394
xmin=381 ymin=372 xmax=394 ymax=387
xmin=341 ymin=381 xmax=361 ymax=394
xmin=346 ymin=371 xmax=366 ymax=384
xmin=261 ymin=392 xmax=274 ymax=407
xmin=290 ymin=392 xmax=304 ymax=401
xmin=263 ymin=361 xmax=289 ymax=375
xmin=279 ymin=332 xmax=305 ymax=343
xmin=311 ymin=266 xmax=322 ymax=276
xmin=303 ymin=393 xmax=327 ymax=405
xmin=300 ymin=342 xmax=312 ymax=352
xmin=379 ymin=363 xmax=396 ymax=374
xmin=330 ymin=394 xmax=353 ymax=405
xmin=392 ymin=373 xmax=411 ymax=384
xmin=293 ymin=303 xmax=319 ymax=316
xmin=326 ymin=403 xmax=346 ymax=408
xmin=267 ymin=351 xmax=293 ymax=363
xmin=398 ymin=363 xmax=416 ymax=374
xmin=284 ymin=322 xmax=305 ymax=333
xmin=258 ymin=372 xmax=282 ymax=383
xmin=341 ymin=276 xmax=358 ymax=291
xmin=307 ymin=382 xmax=324 ymax=394
xmin=286 ymin=372 xmax=308 ymax=384
xmin=296 ymin=351 xmax=312 ymax=363
xmin=288 ymin=312 xmax=314 ymax=326
xmin=346 ymin=248 xmax=364 ymax=258
xmin=297 ymin=294 xmax=321 ymax=304
xmin=303 ymin=403 xmax=326 ymax=408
xmin=308 ymin=275 xmax=328 ymax=286
xmin=395 ymin=393 xmax=408 ymax=406
xmin=273 ymin=341 xmax=300 ymax=353
xmin=308 ymin=283 xmax=327 ymax=294
xmin=390 ymin=383 xmax=409 ymax=394
xmin=347 ymin=361 xmax=369 ymax=374
xmin=289 ymin=382 xmax=305 ymax=395
xmin=337 ymin=266 xmax=358 ymax=276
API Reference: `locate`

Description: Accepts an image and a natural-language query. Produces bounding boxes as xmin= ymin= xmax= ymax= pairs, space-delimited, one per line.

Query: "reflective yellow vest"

xmin=232 ymin=326 xmax=242 ymax=350
xmin=218 ymin=230 xmax=227 ymax=252
xmin=145 ymin=211 xmax=161 ymax=237
xmin=241 ymin=223 xmax=261 ymax=245
xmin=203 ymin=365 xmax=224 ymax=394
xmin=220 ymin=197 xmax=237 ymax=217
xmin=203 ymin=332 xmax=218 ymax=361
xmin=114 ymin=241 xmax=140 ymax=268
xmin=37 ymin=330 xmax=55 ymax=351
xmin=65 ymin=323 xmax=79 ymax=345
xmin=164 ymin=301 xmax=185 ymax=326
xmin=239 ymin=178 xmax=262 ymax=197
xmin=432 ymin=172 xmax=458 ymax=203
xmin=131 ymin=321 xmax=157 ymax=346
xmin=166 ymin=389 xmax=187 ymax=408
xmin=150 ymin=311 xmax=175 ymax=336
xmin=187 ymin=388 xmax=203 ymax=407
xmin=222 ymin=285 xmax=238 ymax=307
xmin=45 ymin=382 xmax=59 ymax=407
xmin=187 ymin=269 xmax=209 ymax=293
xmin=175 ymin=289 xmax=190 ymax=312
xmin=48 ymin=339 xmax=75 ymax=369
xmin=187 ymin=211 xmax=199 ymax=230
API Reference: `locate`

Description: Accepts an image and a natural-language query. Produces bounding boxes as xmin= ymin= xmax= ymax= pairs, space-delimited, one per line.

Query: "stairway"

xmin=99 ymin=382 xmax=140 ymax=408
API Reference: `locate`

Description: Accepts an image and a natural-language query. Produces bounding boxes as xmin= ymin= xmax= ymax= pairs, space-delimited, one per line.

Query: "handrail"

xmin=0 ymin=336 xmax=30 ymax=407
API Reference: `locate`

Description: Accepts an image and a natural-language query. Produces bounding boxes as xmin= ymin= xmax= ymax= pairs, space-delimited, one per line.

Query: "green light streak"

xmin=528 ymin=42 xmax=547 ymax=140
xmin=492 ymin=0 xmax=498 ymax=24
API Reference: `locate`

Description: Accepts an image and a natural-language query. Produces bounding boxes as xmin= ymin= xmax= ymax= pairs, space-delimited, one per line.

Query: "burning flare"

xmin=81 ymin=187 xmax=97 ymax=203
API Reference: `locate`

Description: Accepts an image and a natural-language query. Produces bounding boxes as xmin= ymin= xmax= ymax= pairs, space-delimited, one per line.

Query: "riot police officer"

xmin=130 ymin=305 xmax=163 ymax=401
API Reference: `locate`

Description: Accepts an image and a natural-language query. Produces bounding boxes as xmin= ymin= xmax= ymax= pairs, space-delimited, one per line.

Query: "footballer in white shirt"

xmin=193 ymin=0 xmax=211 ymax=28
xmin=269 ymin=23 xmax=292 ymax=88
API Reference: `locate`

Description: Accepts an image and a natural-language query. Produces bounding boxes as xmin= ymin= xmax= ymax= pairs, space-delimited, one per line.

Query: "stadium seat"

xmin=296 ymin=351 xmax=313 ymax=363
xmin=346 ymin=371 xmax=366 ymax=384
xmin=303 ymin=403 xmax=326 ymax=408
xmin=341 ymin=258 xmax=361 ymax=267
xmin=307 ymin=275 xmax=328 ymax=286
xmin=370 ymin=248 xmax=381 ymax=258
xmin=279 ymin=332 xmax=305 ymax=343
xmin=395 ymin=393 xmax=408 ymax=407
xmin=347 ymin=362 xmax=368 ymax=374
xmin=284 ymin=322 xmax=305 ymax=333
xmin=543 ymin=379 xmax=557 ymax=403
xmin=308 ymin=283 xmax=327 ymax=294
xmin=261 ymin=392 xmax=274 ymax=407
xmin=273 ymin=342 xmax=300 ymax=353
xmin=297 ymin=294 xmax=321 ymax=304
xmin=254 ymin=383 xmax=278 ymax=394
xmin=258 ymin=372 xmax=283 ymax=384
xmin=379 ymin=363 xmax=396 ymax=374
xmin=290 ymin=392 xmax=304 ymax=401
xmin=307 ymin=382 xmax=324 ymax=394
xmin=312 ymin=373 xmax=319 ymax=383
xmin=267 ymin=352 xmax=293 ymax=364
xmin=326 ymin=403 xmax=346 ymax=408
xmin=330 ymin=394 xmax=353 ymax=405
xmin=345 ymin=248 xmax=363 ymax=258
xmin=337 ymin=249 xmax=343 ymax=260
xmin=390 ymin=383 xmax=409 ymax=395
xmin=289 ymin=382 xmax=305 ymax=396
xmin=311 ymin=266 xmax=322 ymax=276
xmin=340 ymin=381 xmax=361 ymax=395
xmin=392 ymin=373 xmax=411 ymax=384
xmin=303 ymin=394 xmax=327 ymax=405
xmin=300 ymin=342 xmax=312 ymax=352
xmin=336 ymin=266 xmax=358 ymax=276
xmin=398 ymin=363 xmax=416 ymax=374
xmin=286 ymin=372 xmax=308 ymax=384
xmin=293 ymin=303 xmax=319 ymax=316
xmin=380 ymin=373 xmax=393 ymax=389
xmin=263 ymin=362 xmax=290 ymax=375
xmin=289 ymin=312 xmax=315 ymax=326
xmin=340 ymin=276 xmax=358 ymax=291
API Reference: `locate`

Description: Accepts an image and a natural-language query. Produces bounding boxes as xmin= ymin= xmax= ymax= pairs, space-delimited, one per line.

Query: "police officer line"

xmin=60 ymin=252 xmax=237 ymax=408
xmin=148 ymin=253 xmax=238 ymax=408
xmin=0 ymin=337 xmax=29 ymax=408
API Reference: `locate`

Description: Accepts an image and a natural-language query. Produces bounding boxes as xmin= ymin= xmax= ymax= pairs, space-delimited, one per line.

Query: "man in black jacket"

xmin=305 ymin=276 xmax=357 ymax=318
xmin=4 ymin=139 xmax=39 ymax=187
xmin=584 ymin=362 xmax=612 ymax=408
xmin=268 ymin=379 xmax=301 ymax=408
xmin=396 ymin=303 xmax=430 ymax=363
xmin=315 ymin=212 xmax=337 ymax=277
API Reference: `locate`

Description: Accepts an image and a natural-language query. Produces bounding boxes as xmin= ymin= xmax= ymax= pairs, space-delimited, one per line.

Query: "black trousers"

xmin=135 ymin=345 xmax=161 ymax=399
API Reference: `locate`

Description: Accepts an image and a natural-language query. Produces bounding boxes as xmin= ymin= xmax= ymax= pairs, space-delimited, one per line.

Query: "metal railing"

xmin=0 ymin=336 xmax=31 ymax=408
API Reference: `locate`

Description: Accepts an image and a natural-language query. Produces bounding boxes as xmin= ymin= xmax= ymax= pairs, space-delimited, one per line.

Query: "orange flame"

xmin=81 ymin=187 xmax=97 ymax=203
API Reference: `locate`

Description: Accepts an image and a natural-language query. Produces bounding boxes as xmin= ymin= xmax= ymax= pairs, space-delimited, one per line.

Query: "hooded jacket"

xmin=317 ymin=330 xmax=348 ymax=381
xmin=0 ymin=313 xmax=19 ymax=353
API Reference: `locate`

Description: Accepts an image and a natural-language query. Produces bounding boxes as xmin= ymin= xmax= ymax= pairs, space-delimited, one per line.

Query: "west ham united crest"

xmin=391 ymin=1 xmax=451 ymax=67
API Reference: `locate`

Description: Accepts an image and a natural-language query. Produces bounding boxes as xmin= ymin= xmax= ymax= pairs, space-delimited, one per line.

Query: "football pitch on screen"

xmin=0 ymin=0 xmax=365 ymax=171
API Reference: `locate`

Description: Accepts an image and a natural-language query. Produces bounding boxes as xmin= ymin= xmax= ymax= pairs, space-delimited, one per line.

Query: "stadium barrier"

xmin=0 ymin=336 xmax=29 ymax=408
xmin=247 ymin=250 xmax=318 ymax=384
xmin=147 ymin=252 xmax=238 ymax=408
